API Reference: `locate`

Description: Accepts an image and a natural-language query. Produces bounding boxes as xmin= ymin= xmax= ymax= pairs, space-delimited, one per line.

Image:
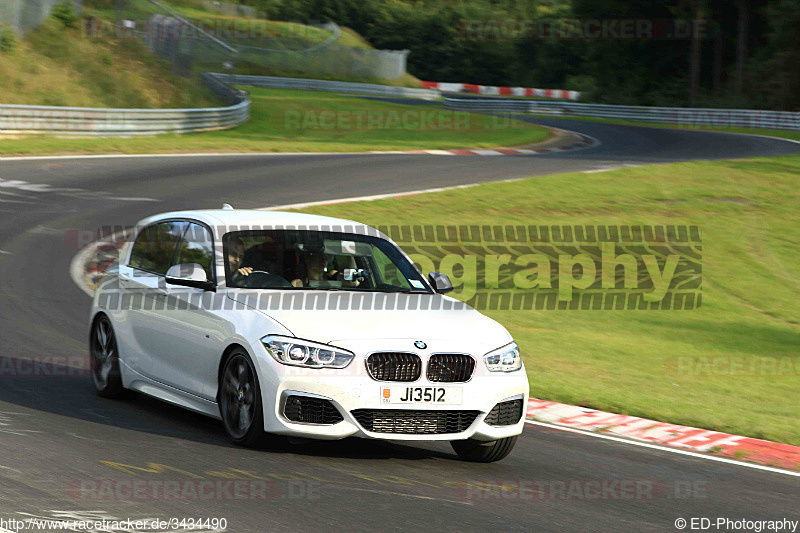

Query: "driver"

xmin=227 ymin=238 xmax=253 ymax=286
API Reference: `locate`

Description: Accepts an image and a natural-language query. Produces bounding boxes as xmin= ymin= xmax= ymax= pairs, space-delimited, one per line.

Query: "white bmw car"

xmin=90 ymin=208 xmax=528 ymax=462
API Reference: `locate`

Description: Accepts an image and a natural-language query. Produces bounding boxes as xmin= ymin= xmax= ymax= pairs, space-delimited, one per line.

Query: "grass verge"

xmin=295 ymin=155 xmax=800 ymax=445
xmin=0 ymin=19 xmax=218 ymax=108
xmin=0 ymin=88 xmax=549 ymax=155
xmin=83 ymin=0 xmax=372 ymax=50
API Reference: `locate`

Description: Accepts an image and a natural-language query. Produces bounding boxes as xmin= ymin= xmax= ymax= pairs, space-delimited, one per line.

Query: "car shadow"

xmin=0 ymin=355 xmax=456 ymax=461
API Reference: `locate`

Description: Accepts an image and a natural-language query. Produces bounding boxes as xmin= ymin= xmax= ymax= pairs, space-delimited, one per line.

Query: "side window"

xmin=175 ymin=223 xmax=215 ymax=281
xmin=129 ymin=221 xmax=187 ymax=275
xmin=372 ymin=246 xmax=410 ymax=288
xmin=129 ymin=224 xmax=157 ymax=272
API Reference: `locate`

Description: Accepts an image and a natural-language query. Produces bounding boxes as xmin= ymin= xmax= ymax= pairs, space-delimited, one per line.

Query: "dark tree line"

xmin=242 ymin=0 xmax=799 ymax=109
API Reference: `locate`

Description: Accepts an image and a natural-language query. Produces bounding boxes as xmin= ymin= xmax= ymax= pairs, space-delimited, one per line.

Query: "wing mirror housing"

xmin=166 ymin=263 xmax=215 ymax=291
xmin=428 ymin=271 xmax=454 ymax=293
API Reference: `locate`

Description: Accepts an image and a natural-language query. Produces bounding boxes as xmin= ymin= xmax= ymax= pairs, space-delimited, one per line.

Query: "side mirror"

xmin=166 ymin=263 xmax=215 ymax=291
xmin=428 ymin=272 xmax=453 ymax=293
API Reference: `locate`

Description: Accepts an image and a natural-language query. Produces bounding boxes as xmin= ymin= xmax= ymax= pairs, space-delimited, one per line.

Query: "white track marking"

xmin=260 ymin=183 xmax=483 ymax=211
xmin=0 ymin=152 xmax=379 ymax=162
xmin=583 ymin=163 xmax=644 ymax=174
xmin=0 ymin=177 xmax=157 ymax=202
xmin=0 ymin=197 xmax=37 ymax=204
xmin=336 ymin=486 xmax=473 ymax=506
xmin=0 ymin=464 xmax=23 ymax=474
xmin=724 ymin=132 xmax=800 ymax=145
xmin=0 ymin=130 xmax=602 ymax=162
xmin=525 ymin=420 xmax=800 ymax=478
xmin=261 ymin=170 xmax=559 ymax=211
xmin=108 ymin=196 xmax=160 ymax=202
xmin=0 ymin=127 xmax=795 ymax=162
xmin=0 ymin=189 xmax=37 ymax=199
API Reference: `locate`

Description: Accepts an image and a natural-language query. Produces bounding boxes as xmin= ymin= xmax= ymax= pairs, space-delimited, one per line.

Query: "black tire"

xmin=451 ymin=436 xmax=518 ymax=463
xmin=219 ymin=349 xmax=265 ymax=447
xmin=89 ymin=315 xmax=125 ymax=398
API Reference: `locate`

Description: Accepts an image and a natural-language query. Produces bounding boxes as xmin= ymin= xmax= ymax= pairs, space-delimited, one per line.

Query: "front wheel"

xmin=451 ymin=436 xmax=518 ymax=463
xmin=219 ymin=350 xmax=265 ymax=447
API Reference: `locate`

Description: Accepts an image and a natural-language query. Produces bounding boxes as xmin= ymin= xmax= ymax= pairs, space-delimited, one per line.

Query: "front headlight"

xmin=261 ymin=335 xmax=354 ymax=369
xmin=484 ymin=342 xmax=522 ymax=372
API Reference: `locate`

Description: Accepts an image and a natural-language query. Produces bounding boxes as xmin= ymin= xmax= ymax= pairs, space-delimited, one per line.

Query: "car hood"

xmin=228 ymin=290 xmax=512 ymax=353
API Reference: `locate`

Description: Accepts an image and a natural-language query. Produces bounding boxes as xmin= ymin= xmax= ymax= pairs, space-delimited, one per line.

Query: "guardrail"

xmin=213 ymin=73 xmax=440 ymax=100
xmin=0 ymin=74 xmax=249 ymax=136
xmin=443 ymin=98 xmax=800 ymax=131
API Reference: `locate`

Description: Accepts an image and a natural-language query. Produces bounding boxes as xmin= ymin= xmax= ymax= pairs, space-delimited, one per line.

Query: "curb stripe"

xmin=525 ymin=420 xmax=800 ymax=478
xmin=526 ymin=398 xmax=800 ymax=474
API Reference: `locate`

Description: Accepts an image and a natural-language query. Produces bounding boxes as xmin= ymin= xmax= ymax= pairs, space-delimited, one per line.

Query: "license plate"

xmin=380 ymin=386 xmax=463 ymax=405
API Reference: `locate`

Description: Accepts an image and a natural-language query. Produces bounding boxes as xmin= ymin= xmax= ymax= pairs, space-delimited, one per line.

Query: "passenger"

xmin=291 ymin=251 xmax=360 ymax=288
xmin=291 ymin=251 xmax=329 ymax=287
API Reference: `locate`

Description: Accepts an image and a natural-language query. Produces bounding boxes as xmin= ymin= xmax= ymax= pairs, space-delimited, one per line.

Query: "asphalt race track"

xmin=0 ymin=118 xmax=798 ymax=532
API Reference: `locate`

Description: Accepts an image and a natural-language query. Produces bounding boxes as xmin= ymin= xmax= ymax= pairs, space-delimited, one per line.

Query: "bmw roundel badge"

xmin=414 ymin=341 xmax=427 ymax=350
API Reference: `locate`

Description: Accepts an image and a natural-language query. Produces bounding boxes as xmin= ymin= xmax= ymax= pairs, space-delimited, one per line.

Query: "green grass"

xmin=0 ymin=88 xmax=549 ymax=155
xmin=0 ymin=0 xmax=421 ymax=110
xmin=294 ymin=155 xmax=800 ymax=445
xmin=81 ymin=0 xmax=420 ymax=86
xmin=0 ymin=19 xmax=218 ymax=107
xmin=84 ymin=0 xmax=370 ymax=49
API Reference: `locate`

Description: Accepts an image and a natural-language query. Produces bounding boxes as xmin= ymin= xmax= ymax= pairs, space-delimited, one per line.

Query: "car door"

xmin=146 ymin=221 xmax=229 ymax=400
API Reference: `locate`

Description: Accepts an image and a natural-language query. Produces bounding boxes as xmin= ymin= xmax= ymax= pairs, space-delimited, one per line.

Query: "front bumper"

xmin=254 ymin=350 xmax=529 ymax=442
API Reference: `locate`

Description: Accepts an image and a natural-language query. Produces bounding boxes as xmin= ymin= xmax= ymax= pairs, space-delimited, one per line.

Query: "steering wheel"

xmin=244 ymin=270 xmax=291 ymax=289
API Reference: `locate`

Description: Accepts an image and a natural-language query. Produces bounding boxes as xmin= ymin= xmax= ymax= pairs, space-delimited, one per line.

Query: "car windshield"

xmin=223 ymin=229 xmax=432 ymax=293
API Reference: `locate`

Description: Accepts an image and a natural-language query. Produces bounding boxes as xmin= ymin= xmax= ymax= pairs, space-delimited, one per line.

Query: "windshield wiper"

xmin=373 ymin=287 xmax=431 ymax=294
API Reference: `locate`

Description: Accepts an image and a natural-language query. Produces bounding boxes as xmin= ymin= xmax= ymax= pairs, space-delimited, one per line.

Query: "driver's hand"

xmin=237 ymin=267 xmax=253 ymax=277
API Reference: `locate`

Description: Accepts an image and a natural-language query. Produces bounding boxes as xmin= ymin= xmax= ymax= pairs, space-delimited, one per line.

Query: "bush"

xmin=51 ymin=1 xmax=79 ymax=29
xmin=0 ymin=25 xmax=17 ymax=53
xmin=565 ymin=75 xmax=597 ymax=99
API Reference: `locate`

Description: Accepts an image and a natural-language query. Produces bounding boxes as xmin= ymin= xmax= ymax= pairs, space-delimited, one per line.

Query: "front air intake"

xmin=351 ymin=409 xmax=480 ymax=434
xmin=283 ymin=396 xmax=343 ymax=425
xmin=484 ymin=399 xmax=524 ymax=426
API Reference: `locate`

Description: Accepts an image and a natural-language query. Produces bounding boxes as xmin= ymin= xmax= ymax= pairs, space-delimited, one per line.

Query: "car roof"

xmin=137 ymin=209 xmax=375 ymax=236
